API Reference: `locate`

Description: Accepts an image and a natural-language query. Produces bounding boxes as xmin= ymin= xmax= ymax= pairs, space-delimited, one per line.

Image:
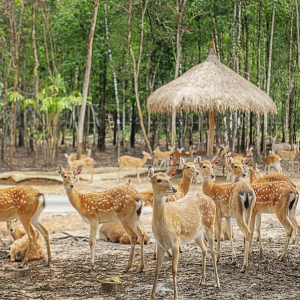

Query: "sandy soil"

xmin=1 ymin=169 xmax=300 ymax=299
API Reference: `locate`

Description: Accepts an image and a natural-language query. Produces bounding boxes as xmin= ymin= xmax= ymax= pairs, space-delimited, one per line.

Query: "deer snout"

xmin=171 ymin=187 xmax=178 ymax=193
xmin=69 ymin=183 xmax=74 ymax=189
xmin=242 ymin=172 xmax=247 ymax=178
xmin=210 ymin=174 xmax=215 ymax=179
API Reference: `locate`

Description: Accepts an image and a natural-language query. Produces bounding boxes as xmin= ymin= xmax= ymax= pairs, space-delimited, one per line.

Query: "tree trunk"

xmin=77 ymin=0 xmax=99 ymax=159
xmin=295 ymin=0 xmax=300 ymax=70
xmin=207 ymin=110 xmax=215 ymax=157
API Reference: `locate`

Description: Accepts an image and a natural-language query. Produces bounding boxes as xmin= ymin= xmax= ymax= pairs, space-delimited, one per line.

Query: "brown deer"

xmin=231 ymin=161 xmax=298 ymax=258
xmin=58 ymin=164 xmax=145 ymax=271
xmin=199 ymin=156 xmax=255 ymax=272
xmin=65 ymin=153 xmax=95 ymax=183
xmin=0 ymin=186 xmax=51 ymax=267
xmin=153 ymin=146 xmax=175 ymax=168
xmin=264 ymin=150 xmax=282 ymax=173
xmin=99 ymin=223 xmax=151 ymax=245
xmin=148 ymin=165 xmax=220 ymax=300
xmin=117 ymin=151 xmax=152 ymax=183
xmin=277 ymin=144 xmax=297 ymax=171
xmin=170 ymin=146 xmax=197 ymax=165
xmin=69 ymin=148 xmax=92 ymax=161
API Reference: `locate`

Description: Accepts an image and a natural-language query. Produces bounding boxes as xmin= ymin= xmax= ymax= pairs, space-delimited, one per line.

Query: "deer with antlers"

xmin=117 ymin=151 xmax=152 ymax=183
xmin=148 ymin=165 xmax=220 ymax=300
xmin=58 ymin=164 xmax=145 ymax=271
xmin=231 ymin=160 xmax=298 ymax=258
xmin=65 ymin=153 xmax=95 ymax=183
xmin=0 ymin=186 xmax=51 ymax=267
xmin=199 ymin=156 xmax=255 ymax=272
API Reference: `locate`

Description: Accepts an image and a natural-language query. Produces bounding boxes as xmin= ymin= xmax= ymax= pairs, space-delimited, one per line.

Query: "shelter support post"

xmin=172 ymin=109 xmax=176 ymax=147
xmin=207 ymin=110 xmax=215 ymax=157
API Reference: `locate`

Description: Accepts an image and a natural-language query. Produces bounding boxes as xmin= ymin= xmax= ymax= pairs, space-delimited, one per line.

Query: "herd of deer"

xmin=1 ymin=136 xmax=300 ymax=300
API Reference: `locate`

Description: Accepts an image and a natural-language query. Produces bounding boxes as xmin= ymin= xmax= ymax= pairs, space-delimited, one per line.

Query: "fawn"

xmin=148 ymin=165 xmax=220 ymax=300
xmin=264 ymin=150 xmax=282 ymax=173
xmin=153 ymin=146 xmax=175 ymax=168
xmin=0 ymin=186 xmax=51 ymax=267
xmin=58 ymin=164 xmax=145 ymax=271
xmin=7 ymin=219 xmax=26 ymax=241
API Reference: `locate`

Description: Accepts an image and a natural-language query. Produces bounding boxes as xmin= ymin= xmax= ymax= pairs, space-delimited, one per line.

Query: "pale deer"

xmin=99 ymin=223 xmax=151 ymax=245
xmin=277 ymin=144 xmax=297 ymax=170
xmin=10 ymin=230 xmax=46 ymax=262
xmin=271 ymin=136 xmax=291 ymax=153
xmin=7 ymin=219 xmax=26 ymax=241
xmin=264 ymin=150 xmax=282 ymax=173
xmin=153 ymin=146 xmax=175 ymax=168
xmin=231 ymin=161 xmax=298 ymax=258
xmin=70 ymin=148 xmax=92 ymax=161
xmin=65 ymin=153 xmax=95 ymax=183
xmin=170 ymin=146 xmax=197 ymax=165
xmin=58 ymin=164 xmax=145 ymax=271
xmin=0 ymin=186 xmax=51 ymax=267
xmin=148 ymin=165 xmax=220 ymax=300
xmin=199 ymin=156 xmax=255 ymax=272
xmin=117 ymin=151 xmax=152 ymax=183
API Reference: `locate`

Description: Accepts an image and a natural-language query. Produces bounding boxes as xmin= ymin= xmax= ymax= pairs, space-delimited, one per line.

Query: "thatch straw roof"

xmin=147 ymin=43 xmax=277 ymax=115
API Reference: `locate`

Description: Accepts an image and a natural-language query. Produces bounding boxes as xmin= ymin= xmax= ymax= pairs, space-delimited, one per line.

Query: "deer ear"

xmin=73 ymin=165 xmax=83 ymax=176
xmin=250 ymin=147 xmax=253 ymax=151
xmin=126 ymin=178 xmax=133 ymax=186
xmin=194 ymin=156 xmax=201 ymax=165
xmin=142 ymin=151 xmax=146 ymax=155
xmin=253 ymin=162 xmax=257 ymax=171
xmin=64 ymin=154 xmax=68 ymax=158
xmin=57 ymin=164 xmax=64 ymax=175
xmin=227 ymin=156 xmax=233 ymax=167
xmin=166 ymin=164 xmax=179 ymax=178
xmin=147 ymin=166 xmax=155 ymax=181
xmin=180 ymin=157 xmax=185 ymax=168
xmin=242 ymin=155 xmax=251 ymax=165
xmin=211 ymin=156 xmax=221 ymax=166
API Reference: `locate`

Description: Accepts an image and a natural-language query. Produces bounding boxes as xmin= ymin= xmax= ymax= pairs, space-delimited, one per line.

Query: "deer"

xmin=170 ymin=146 xmax=197 ymax=165
xmin=277 ymin=144 xmax=297 ymax=171
xmin=7 ymin=219 xmax=26 ymax=241
xmin=148 ymin=165 xmax=220 ymax=300
xmin=117 ymin=151 xmax=152 ymax=183
xmin=199 ymin=156 xmax=256 ymax=272
xmin=271 ymin=136 xmax=291 ymax=153
xmin=194 ymin=143 xmax=222 ymax=157
xmin=153 ymin=146 xmax=175 ymax=168
xmin=231 ymin=160 xmax=298 ymax=258
xmin=99 ymin=223 xmax=151 ymax=245
xmin=0 ymin=186 xmax=51 ymax=267
xmin=64 ymin=153 xmax=95 ymax=183
xmin=57 ymin=164 xmax=145 ymax=272
xmin=264 ymin=150 xmax=282 ymax=173
xmin=69 ymin=148 xmax=92 ymax=161
xmin=9 ymin=230 xmax=46 ymax=263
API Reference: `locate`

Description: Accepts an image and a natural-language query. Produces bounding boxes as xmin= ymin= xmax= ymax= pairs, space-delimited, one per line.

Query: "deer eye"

xmin=64 ymin=175 xmax=67 ymax=179
xmin=187 ymin=166 xmax=190 ymax=169
xmin=203 ymin=166 xmax=206 ymax=169
xmin=73 ymin=176 xmax=76 ymax=179
xmin=234 ymin=166 xmax=237 ymax=169
xmin=157 ymin=179 xmax=162 ymax=183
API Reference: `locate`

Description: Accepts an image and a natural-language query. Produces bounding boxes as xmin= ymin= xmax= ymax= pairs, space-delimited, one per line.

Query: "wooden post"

xmin=172 ymin=109 xmax=176 ymax=147
xmin=207 ymin=110 xmax=215 ymax=157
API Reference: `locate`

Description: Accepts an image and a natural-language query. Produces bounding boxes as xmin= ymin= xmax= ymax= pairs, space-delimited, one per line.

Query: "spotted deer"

xmin=170 ymin=146 xmax=197 ymax=165
xmin=231 ymin=161 xmax=298 ymax=258
xmin=264 ymin=150 xmax=282 ymax=173
xmin=153 ymin=146 xmax=175 ymax=168
xmin=199 ymin=156 xmax=255 ymax=272
xmin=7 ymin=219 xmax=26 ymax=241
xmin=277 ymin=144 xmax=297 ymax=171
xmin=0 ymin=186 xmax=51 ymax=267
xmin=64 ymin=153 xmax=95 ymax=183
xmin=57 ymin=164 xmax=145 ymax=271
xmin=117 ymin=151 xmax=152 ymax=183
xmin=69 ymin=148 xmax=92 ymax=161
xmin=99 ymin=223 xmax=151 ymax=245
xmin=148 ymin=165 xmax=220 ymax=300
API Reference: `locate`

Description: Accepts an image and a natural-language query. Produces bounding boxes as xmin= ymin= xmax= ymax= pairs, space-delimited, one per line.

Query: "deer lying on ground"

xmin=264 ymin=150 xmax=282 ymax=173
xmin=148 ymin=165 xmax=220 ymax=300
xmin=99 ymin=223 xmax=151 ymax=245
xmin=7 ymin=219 xmax=26 ymax=241
xmin=231 ymin=161 xmax=298 ymax=258
xmin=0 ymin=186 xmax=51 ymax=267
xmin=69 ymin=148 xmax=92 ymax=161
xmin=9 ymin=225 xmax=46 ymax=262
xmin=199 ymin=156 xmax=255 ymax=272
xmin=65 ymin=153 xmax=95 ymax=183
xmin=153 ymin=146 xmax=175 ymax=168
xmin=170 ymin=146 xmax=197 ymax=165
xmin=117 ymin=151 xmax=152 ymax=183
xmin=271 ymin=136 xmax=291 ymax=153
xmin=58 ymin=164 xmax=145 ymax=271
xmin=277 ymin=144 xmax=297 ymax=171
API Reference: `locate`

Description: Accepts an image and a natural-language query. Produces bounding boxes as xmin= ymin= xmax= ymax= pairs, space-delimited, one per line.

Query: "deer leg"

xmin=255 ymin=214 xmax=263 ymax=253
xmin=149 ymin=245 xmax=166 ymax=300
xmin=132 ymin=219 xmax=145 ymax=272
xmin=19 ymin=222 xmax=35 ymax=268
xmin=288 ymin=198 xmax=300 ymax=244
xmin=89 ymin=222 xmax=98 ymax=268
xmin=117 ymin=165 xmax=125 ymax=183
xmin=225 ymin=217 xmax=236 ymax=264
xmin=88 ymin=166 xmax=94 ymax=183
xmin=171 ymin=241 xmax=180 ymax=300
xmin=33 ymin=222 xmax=51 ymax=266
xmin=137 ymin=167 xmax=141 ymax=183
xmin=216 ymin=216 xmax=222 ymax=262
xmin=194 ymin=236 xmax=207 ymax=285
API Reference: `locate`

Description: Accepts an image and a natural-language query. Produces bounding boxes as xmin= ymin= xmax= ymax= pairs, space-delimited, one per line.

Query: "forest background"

xmin=0 ymin=0 xmax=299 ymax=168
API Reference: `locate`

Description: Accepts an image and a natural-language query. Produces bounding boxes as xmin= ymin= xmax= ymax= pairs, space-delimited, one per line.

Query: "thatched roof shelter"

xmin=147 ymin=42 xmax=277 ymax=156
